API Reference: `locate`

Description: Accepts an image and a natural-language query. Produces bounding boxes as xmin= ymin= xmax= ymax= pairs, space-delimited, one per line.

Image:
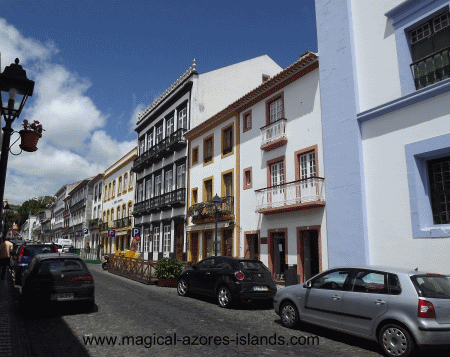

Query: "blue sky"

xmin=0 ymin=0 xmax=317 ymax=204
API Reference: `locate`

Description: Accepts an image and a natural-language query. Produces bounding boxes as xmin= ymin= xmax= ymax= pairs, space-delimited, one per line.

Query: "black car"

xmin=177 ymin=257 xmax=277 ymax=308
xmin=11 ymin=243 xmax=58 ymax=285
xmin=20 ymin=253 xmax=95 ymax=310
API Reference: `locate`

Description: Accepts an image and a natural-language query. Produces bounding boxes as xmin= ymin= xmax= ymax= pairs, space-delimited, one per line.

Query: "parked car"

xmin=11 ymin=243 xmax=58 ymax=285
xmin=20 ymin=253 xmax=95 ymax=311
xmin=62 ymin=245 xmax=74 ymax=253
xmin=55 ymin=244 xmax=63 ymax=253
xmin=273 ymin=266 xmax=450 ymax=357
xmin=177 ymin=257 xmax=277 ymax=308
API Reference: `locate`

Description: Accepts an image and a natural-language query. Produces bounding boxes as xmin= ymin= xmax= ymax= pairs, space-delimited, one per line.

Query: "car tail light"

xmin=418 ymin=299 xmax=436 ymax=318
xmin=17 ymin=246 xmax=25 ymax=263
xmin=72 ymin=276 xmax=93 ymax=281
xmin=235 ymin=271 xmax=244 ymax=280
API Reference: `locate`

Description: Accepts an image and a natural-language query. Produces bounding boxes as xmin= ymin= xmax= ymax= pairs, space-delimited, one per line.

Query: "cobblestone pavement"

xmin=6 ymin=264 xmax=450 ymax=356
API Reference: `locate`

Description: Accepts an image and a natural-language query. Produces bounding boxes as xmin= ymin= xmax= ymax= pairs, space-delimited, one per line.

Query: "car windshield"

xmin=411 ymin=275 xmax=450 ymax=299
xmin=39 ymin=259 xmax=86 ymax=274
xmin=23 ymin=245 xmax=57 ymax=256
xmin=239 ymin=261 xmax=267 ymax=271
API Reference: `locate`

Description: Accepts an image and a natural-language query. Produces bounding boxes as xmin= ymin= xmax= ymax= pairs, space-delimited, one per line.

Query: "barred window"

xmin=428 ymin=156 xmax=450 ymax=224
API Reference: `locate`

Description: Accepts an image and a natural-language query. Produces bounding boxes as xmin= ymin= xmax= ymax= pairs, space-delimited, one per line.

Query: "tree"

xmin=17 ymin=196 xmax=56 ymax=227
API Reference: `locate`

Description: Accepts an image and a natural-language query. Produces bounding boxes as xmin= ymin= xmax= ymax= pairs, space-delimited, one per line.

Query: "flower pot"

xmin=19 ymin=130 xmax=42 ymax=152
xmin=157 ymin=278 xmax=177 ymax=287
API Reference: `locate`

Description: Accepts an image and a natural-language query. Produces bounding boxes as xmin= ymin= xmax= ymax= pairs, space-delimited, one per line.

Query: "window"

xmin=139 ymin=138 xmax=145 ymax=155
xmin=176 ymin=164 xmax=186 ymax=189
xmin=311 ymin=270 xmax=351 ymax=290
xmin=192 ymin=188 xmax=198 ymax=204
xmin=351 ymin=271 xmax=387 ymax=294
xmin=163 ymin=225 xmax=171 ymax=253
xmin=118 ymin=177 xmax=122 ymax=194
xmin=145 ymin=178 xmax=152 ymax=200
xmin=147 ymin=130 xmax=153 ymax=149
xmin=192 ymin=146 xmax=199 ymax=165
xmin=269 ymin=97 xmax=283 ymax=123
xmin=111 ymin=209 xmax=114 ymax=221
xmin=122 ymin=204 xmax=126 ymax=218
xmin=243 ymin=167 xmax=252 ymax=190
xmin=128 ymin=202 xmax=132 ymax=217
xmin=156 ymin=124 xmax=163 ymax=144
xmin=108 ymin=183 xmax=111 ymax=199
xmin=222 ymin=124 xmax=233 ymax=156
xmin=124 ymin=174 xmax=128 ymax=191
xmin=166 ymin=116 xmax=174 ymax=136
xmin=93 ymin=207 xmax=96 ymax=219
xmin=410 ymin=11 xmax=450 ymax=89
xmin=243 ymin=110 xmax=252 ymax=132
xmin=178 ymin=106 xmax=187 ymax=129
xmin=271 ymin=162 xmax=284 ymax=187
xmin=98 ymin=186 xmax=101 ymax=200
xmin=203 ymin=135 xmax=214 ymax=164
xmin=204 ymin=179 xmax=213 ymax=202
xmin=165 ymin=169 xmax=173 ymax=193
xmin=153 ymin=227 xmax=160 ymax=252
xmin=117 ymin=206 xmax=121 ymax=219
xmin=155 ymin=174 xmax=162 ymax=196
xmin=112 ymin=180 xmax=116 ymax=197
xmin=299 ymin=152 xmax=316 ymax=180
xmin=223 ymin=172 xmax=233 ymax=197
xmin=129 ymin=173 xmax=133 ymax=188
xmin=143 ymin=228 xmax=151 ymax=253
xmin=428 ymin=156 xmax=450 ymax=224
xmin=137 ymin=182 xmax=143 ymax=202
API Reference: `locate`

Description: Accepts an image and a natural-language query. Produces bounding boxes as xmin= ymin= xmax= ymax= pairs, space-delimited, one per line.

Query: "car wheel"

xmin=379 ymin=324 xmax=415 ymax=357
xmin=217 ymin=286 xmax=233 ymax=308
xmin=177 ymin=278 xmax=189 ymax=297
xmin=280 ymin=301 xmax=299 ymax=328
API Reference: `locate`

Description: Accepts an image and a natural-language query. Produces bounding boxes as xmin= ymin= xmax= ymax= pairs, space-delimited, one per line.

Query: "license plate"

xmin=253 ymin=286 xmax=268 ymax=291
xmin=51 ymin=293 xmax=74 ymax=301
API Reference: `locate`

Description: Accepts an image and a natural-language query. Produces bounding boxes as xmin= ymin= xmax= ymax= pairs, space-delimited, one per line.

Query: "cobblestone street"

xmin=0 ymin=265 xmax=445 ymax=356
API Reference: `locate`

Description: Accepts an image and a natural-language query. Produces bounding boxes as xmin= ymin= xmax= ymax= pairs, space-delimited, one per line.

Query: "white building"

xmin=101 ymin=147 xmax=136 ymax=254
xmin=133 ymin=56 xmax=282 ymax=261
xmin=316 ymin=0 xmax=450 ymax=273
xmin=88 ymin=174 xmax=103 ymax=250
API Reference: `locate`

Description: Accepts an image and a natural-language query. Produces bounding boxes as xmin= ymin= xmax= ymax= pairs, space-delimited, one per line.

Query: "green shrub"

xmin=154 ymin=258 xmax=184 ymax=279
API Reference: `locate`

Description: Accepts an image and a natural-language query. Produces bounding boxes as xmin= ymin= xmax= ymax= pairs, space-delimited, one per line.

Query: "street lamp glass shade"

xmin=0 ymin=58 xmax=34 ymax=120
xmin=212 ymin=194 xmax=222 ymax=210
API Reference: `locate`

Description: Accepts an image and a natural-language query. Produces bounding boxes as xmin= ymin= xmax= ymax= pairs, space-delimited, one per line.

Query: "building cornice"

xmin=104 ymin=149 xmax=137 ymax=181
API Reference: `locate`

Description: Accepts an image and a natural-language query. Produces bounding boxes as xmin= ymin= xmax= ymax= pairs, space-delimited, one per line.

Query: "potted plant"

xmin=155 ymin=258 xmax=184 ymax=287
xmin=19 ymin=119 xmax=45 ymax=152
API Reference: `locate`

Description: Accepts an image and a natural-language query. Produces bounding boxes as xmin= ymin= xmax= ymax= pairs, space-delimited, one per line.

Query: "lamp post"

xmin=0 ymin=58 xmax=35 ymax=234
xmin=212 ymin=194 xmax=222 ymax=256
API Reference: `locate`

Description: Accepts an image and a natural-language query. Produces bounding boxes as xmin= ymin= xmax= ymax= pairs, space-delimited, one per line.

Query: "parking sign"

xmin=132 ymin=228 xmax=140 ymax=237
xmin=83 ymin=228 xmax=89 ymax=235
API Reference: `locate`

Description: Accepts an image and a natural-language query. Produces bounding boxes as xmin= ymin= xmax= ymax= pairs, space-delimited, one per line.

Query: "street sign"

xmin=132 ymin=228 xmax=140 ymax=237
xmin=107 ymin=229 xmax=115 ymax=238
xmin=83 ymin=228 xmax=89 ymax=235
xmin=75 ymin=232 xmax=80 ymax=238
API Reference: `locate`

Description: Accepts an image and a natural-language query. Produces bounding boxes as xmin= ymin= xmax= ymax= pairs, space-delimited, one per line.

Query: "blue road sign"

xmin=107 ymin=230 xmax=116 ymax=238
xmin=83 ymin=228 xmax=89 ymax=235
xmin=132 ymin=228 xmax=140 ymax=238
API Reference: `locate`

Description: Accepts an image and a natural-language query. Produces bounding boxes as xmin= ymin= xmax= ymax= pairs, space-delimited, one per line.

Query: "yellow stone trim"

xmin=202 ymin=175 xmax=214 ymax=202
xmin=188 ymin=111 xmax=236 ymax=141
xmin=221 ymin=168 xmax=235 ymax=198
xmin=191 ymin=187 xmax=198 ymax=205
xmin=235 ymin=114 xmax=240 ymax=256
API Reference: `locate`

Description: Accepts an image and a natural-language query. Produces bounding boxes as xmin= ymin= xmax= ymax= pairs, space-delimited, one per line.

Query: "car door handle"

xmin=332 ymin=295 xmax=341 ymax=300
xmin=375 ymin=299 xmax=386 ymax=305
xmin=205 ymin=272 xmax=210 ymax=275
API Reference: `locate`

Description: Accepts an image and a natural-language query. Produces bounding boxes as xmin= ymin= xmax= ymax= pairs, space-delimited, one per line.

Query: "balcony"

xmin=411 ymin=47 xmax=450 ymax=90
xmin=132 ymin=128 xmax=187 ymax=173
xmin=70 ymin=198 xmax=86 ymax=212
xmin=188 ymin=196 xmax=234 ymax=225
xmin=255 ymin=177 xmax=325 ymax=214
xmin=100 ymin=222 xmax=113 ymax=232
xmin=52 ymin=222 xmax=63 ymax=230
xmin=260 ymin=118 xmax=287 ymax=151
xmin=73 ymin=223 xmax=83 ymax=232
xmin=62 ymin=227 xmax=68 ymax=235
xmin=89 ymin=218 xmax=101 ymax=228
xmin=68 ymin=226 xmax=74 ymax=233
xmin=63 ymin=210 xmax=70 ymax=218
xmin=133 ymin=188 xmax=186 ymax=216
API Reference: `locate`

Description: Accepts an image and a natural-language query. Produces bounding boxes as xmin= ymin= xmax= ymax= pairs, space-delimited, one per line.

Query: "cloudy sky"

xmin=0 ymin=0 xmax=317 ymax=205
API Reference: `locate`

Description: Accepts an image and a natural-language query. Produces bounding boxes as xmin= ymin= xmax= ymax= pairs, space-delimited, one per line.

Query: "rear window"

xmin=23 ymin=245 xmax=57 ymax=256
xmin=239 ymin=261 xmax=268 ymax=271
xmin=411 ymin=275 xmax=450 ymax=299
xmin=56 ymin=245 xmax=62 ymax=249
xmin=38 ymin=259 xmax=87 ymax=275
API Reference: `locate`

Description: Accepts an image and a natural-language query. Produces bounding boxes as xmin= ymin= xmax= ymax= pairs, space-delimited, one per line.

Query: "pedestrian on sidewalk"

xmin=0 ymin=237 xmax=13 ymax=280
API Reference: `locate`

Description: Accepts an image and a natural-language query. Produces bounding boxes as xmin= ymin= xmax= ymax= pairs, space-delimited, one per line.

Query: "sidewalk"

xmin=0 ymin=272 xmax=31 ymax=357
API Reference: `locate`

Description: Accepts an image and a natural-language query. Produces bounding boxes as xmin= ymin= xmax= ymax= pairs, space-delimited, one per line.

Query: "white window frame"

xmin=269 ymin=98 xmax=283 ymax=123
xmin=163 ymin=225 xmax=171 ymax=253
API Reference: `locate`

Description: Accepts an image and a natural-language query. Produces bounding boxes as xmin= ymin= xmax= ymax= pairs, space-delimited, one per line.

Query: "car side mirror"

xmin=304 ymin=281 xmax=312 ymax=288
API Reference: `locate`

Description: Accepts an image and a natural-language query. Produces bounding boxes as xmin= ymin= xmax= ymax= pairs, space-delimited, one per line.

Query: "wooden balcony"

xmin=255 ymin=177 xmax=325 ymax=214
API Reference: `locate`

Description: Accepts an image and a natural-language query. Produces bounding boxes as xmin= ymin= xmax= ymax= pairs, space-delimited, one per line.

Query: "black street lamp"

xmin=0 ymin=58 xmax=35 ymax=235
xmin=212 ymin=194 xmax=222 ymax=256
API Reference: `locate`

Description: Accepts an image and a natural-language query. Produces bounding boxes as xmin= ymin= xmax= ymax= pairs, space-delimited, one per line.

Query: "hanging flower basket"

xmin=19 ymin=130 xmax=42 ymax=152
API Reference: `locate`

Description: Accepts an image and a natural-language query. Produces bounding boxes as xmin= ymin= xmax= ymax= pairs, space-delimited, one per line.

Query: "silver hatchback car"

xmin=273 ymin=266 xmax=450 ymax=357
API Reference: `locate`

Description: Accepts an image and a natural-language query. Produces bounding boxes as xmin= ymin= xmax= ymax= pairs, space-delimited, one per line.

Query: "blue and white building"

xmin=315 ymin=0 xmax=450 ymax=273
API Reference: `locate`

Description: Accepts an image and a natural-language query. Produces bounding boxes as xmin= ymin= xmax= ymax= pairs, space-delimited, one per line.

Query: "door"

xmin=152 ymin=227 xmax=160 ymax=261
xmin=270 ymin=162 xmax=285 ymax=207
xmin=175 ymin=223 xmax=183 ymax=261
xmin=303 ymin=269 xmax=352 ymax=329
xmin=190 ymin=233 xmax=199 ymax=264
xmin=204 ymin=231 xmax=214 ymax=257
xmin=247 ymin=234 xmax=259 ymax=260
xmin=341 ymin=270 xmax=389 ymax=337
xmin=303 ymin=230 xmax=320 ymax=281
xmin=222 ymin=229 xmax=233 ymax=257
xmin=272 ymin=233 xmax=286 ymax=279
xmin=299 ymin=151 xmax=316 ymax=202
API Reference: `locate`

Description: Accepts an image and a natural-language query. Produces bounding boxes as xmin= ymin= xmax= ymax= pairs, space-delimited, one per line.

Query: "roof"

xmin=184 ymin=51 xmax=318 ymax=140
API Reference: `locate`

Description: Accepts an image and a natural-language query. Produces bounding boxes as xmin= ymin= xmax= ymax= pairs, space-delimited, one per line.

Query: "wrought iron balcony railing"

xmin=113 ymin=217 xmax=132 ymax=229
xmin=260 ymin=118 xmax=287 ymax=150
xmin=132 ymin=128 xmax=187 ymax=172
xmin=255 ymin=177 xmax=325 ymax=212
xmin=411 ymin=47 xmax=450 ymax=90
xmin=133 ymin=188 xmax=186 ymax=216
xmin=187 ymin=196 xmax=234 ymax=224
xmin=89 ymin=218 xmax=101 ymax=228
xmin=70 ymin=198 xmax=86 ymax=212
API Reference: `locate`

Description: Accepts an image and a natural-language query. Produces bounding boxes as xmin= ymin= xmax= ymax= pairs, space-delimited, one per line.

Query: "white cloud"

xmin=0 ymin=18 xmax=137 ymax=205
